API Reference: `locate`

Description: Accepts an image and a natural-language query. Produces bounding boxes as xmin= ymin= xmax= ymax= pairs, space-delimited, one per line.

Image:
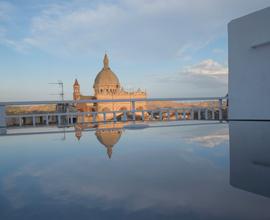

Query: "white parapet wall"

xmin=0 ymin=105 xmax=7 ymax=134
xmin=228 ymin=7 xmax=270 ymax=120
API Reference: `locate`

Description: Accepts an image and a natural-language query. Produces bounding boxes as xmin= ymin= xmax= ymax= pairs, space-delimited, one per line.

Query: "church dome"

xmin=93 ymin=54 xmax=120 ymax=89
xmin=95 ymin=129 xmax=122 ymax=158
xmin=95 ymin=129 xmax=122 ymax=147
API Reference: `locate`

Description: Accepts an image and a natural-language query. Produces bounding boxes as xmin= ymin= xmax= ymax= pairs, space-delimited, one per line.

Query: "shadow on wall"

xmin=230 ymin=121 xmax=270 ymax=198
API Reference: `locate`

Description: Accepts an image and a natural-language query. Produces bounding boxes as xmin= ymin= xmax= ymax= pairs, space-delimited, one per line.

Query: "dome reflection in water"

xmin=75 ymin=121 xmax=123 ymax=159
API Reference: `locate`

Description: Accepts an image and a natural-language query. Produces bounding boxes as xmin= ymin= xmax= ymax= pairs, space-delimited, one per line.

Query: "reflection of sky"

xmin=0 ymin=122 xmax=270 ymax=219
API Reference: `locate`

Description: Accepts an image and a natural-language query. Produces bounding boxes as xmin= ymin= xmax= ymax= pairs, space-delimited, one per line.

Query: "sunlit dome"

xmin=93 ymin=54 xmax=120 ymax=89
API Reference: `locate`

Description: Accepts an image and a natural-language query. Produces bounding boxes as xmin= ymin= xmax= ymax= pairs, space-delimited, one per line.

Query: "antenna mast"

xmin=49 ymin=80 xmax=64 ymax=101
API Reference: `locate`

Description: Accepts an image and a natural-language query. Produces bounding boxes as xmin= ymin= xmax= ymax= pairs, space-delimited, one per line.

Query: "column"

xmin=175 ymin=111 xmax=179 ymax=121
xmin=113 ymin=112 xmax=117 ymax=122
xmin=46 ymin=115 xmax=49 ymax=126
xmin=183 ymin=110 xmax=186 ymax=120
xmin=205 ymin=109 xmax=208 ymax=120
xmin=0 ymin=105 xmax=7 ymax=134
xmin=191 ymin=108 xmax=194 ymax=120
xmin=132 ymin=101 xmax=136 ymax=121
xmin=219 ymin=98 xmax=223 ymax=121
xmin=211 ymin=108 xmax=215 ymax=120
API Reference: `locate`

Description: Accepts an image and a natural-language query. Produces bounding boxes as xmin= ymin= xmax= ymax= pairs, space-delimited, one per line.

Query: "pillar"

xmin=0 ymin=105 xmax=6 ymax=134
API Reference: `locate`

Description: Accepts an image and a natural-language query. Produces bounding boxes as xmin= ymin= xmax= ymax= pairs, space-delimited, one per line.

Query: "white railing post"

xmin=150 ymin=111 xmax=154 ymax=120
xmin=211 ymin=108 xmax=215 ymax=120
xmin=113 ymin=112 xmax=117 ymax=122
xmin=123 ymin=111 xmax=127 ymax=121
xmin=69 ymin=114 xmax=72 ymax=125
xmin=67 ymin=114 xmax=70 ymax=125
xmin=103 ymin=112 xmax=106 ymax=122
xmin=175 ymin=110 xmax=179 ymax=121
xmin=19 ymin=116 xmax=22 ymax=127
xmin=46 ymin=115 xmax=49 ymax=126
xmin=183 ymin=110 xmax=186 ymax=120
xmin=33 ymin=116 xmax=36 ymax=126
xmin=57 ymin=115 xmax=61 ymax=126
xmin=159 ymin=110 xmax=162 ymax=121
xmin=0 ymin=105 xmax=6 ymax=130
xmin=131 ymin=100 xmax=136 ymax=121
xmin=191 ymin=108 xmax=194 ymax=120
xmin=218 ymin=98 xmax=223 ymax=120
xmin=93 ymin=112 xmax=97 ymax=123
xmin=205 ymin=109 xmax=208 ymax=120
xmin=167 ymin=110 xmax=170 ymax=120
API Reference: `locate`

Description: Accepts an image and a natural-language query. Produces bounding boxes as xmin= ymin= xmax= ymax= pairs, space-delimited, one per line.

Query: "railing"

xmin=0 ymin=96 xmax=227 ymax=130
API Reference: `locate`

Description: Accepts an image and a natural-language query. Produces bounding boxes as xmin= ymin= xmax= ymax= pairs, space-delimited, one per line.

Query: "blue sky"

xmin=0 ymin=0 xmax=269 ymax=101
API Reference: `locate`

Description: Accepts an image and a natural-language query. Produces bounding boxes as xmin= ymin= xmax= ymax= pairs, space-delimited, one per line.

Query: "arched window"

xmin=120 ymin=106 xmax=128 ymax=111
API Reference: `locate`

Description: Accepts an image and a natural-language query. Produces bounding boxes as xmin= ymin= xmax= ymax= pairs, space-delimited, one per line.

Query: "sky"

xmin=0 ymin=0 xmax=269 ymax=101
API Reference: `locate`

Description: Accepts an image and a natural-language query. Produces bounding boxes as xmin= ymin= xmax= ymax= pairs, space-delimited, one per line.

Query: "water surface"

xmin=0 ymin=121 xmax=270 ymax=220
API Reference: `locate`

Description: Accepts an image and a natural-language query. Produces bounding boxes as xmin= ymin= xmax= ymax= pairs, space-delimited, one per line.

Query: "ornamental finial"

xmin=103 ymin=53 xmax=109 ymax=68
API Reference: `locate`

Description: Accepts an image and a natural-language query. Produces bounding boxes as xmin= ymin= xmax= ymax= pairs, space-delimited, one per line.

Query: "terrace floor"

xmin=0 ymin=121 xmax=270 ymax=220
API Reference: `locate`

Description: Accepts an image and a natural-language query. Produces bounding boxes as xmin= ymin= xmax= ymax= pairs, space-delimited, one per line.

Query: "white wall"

xmin=0 ymin=105 xmax=7 ymax=134
xmin=0 ymin=106 xmax=6 ymax=127
xmin=228 ymin=7 xmax=270 ymax=120
xmin=230 ymin=121 xmax=270 ymax=198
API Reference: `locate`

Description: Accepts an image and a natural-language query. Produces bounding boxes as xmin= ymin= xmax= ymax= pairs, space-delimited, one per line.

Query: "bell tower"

xmin=73 ymin=79 xmax=80 ymax=100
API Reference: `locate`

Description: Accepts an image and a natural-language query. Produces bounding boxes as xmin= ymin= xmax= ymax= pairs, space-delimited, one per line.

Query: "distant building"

xmin=73 ymin=54 xmax=147 ymax=116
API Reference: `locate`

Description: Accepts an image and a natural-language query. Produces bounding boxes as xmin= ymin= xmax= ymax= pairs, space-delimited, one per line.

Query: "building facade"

xmin=73 ymin=54 xmax=147 ymax=115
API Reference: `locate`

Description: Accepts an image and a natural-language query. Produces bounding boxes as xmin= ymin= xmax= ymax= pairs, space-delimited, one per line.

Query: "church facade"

xmin=73 ymin=54 xmax=147 ymax=115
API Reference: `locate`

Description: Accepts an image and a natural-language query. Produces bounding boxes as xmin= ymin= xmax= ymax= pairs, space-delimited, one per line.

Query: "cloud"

xmin=155 ymin=59 xmax=228 ymax=89
xmin=0 ymin=1 xmax=13 ymax=21
xmin=164 ymin=124 xmax=229 ymax=148
xmin=0 ymin=1 xmax=19 ymax=50
xmin=2 ymin=0 xmax=269 ymax=59
xmin=24 ymin=0 xmax=215 ymax=57
xmin=0 ymin=0 xmax=268 ymax=100
xmin=185 ymin=59 xmax=228 ymax=78
xmin=185 ymin=131 xmax=229 ymax=148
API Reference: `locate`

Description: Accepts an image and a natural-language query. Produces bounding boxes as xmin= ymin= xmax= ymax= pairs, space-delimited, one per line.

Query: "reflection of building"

xmin=75 ymin=123 xmax=83 ymax=141
xmin=73 ymin=54 xmax=147 ymax=116
xmin=96 ymin=125 xmax=122 ymax=159
xmin=230 ymin=121 xmax=270 ymax=198
xmin=74 ymin=123 xmax=123 ymax=159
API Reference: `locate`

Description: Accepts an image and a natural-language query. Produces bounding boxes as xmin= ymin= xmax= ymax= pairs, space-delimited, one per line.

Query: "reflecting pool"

xmin=0 ymin=121 xmax=270 ymax=220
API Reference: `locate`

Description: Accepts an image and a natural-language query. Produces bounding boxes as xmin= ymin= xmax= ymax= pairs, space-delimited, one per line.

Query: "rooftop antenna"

xmin=49 ymin=80 xmax=64 ymax=101
xmin=49 ymin=80 xmax=66 ymax=141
